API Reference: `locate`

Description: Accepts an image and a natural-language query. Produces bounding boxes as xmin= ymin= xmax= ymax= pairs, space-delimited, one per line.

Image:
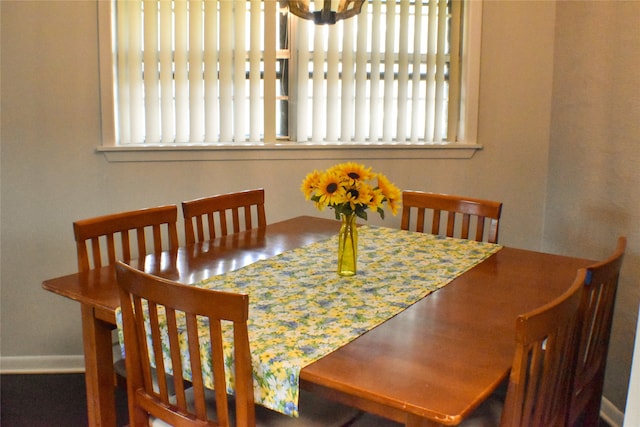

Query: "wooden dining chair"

xmin=182 ymin=189 xmax=267 ymax=245
xmin=568 ymin=236 xmax=626 ymax=427
xmin=73 ymin=205 xmax=180 ymax=387
xmin=496 ymin=268 xmax=586 ymax=427
xmin=400 ymin=191 xmax=503 ymax=243
xmin=115 ymin=261 xmax=361 ymax=427
xmin=350 ymin=269 xmax=586 ymax=427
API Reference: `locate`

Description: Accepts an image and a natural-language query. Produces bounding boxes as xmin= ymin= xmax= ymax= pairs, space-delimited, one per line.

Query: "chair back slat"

xmin=112 ymin=233 xmax=125 ymax=264
xmin=116 ymin=261 xmax=255 ymax=427
xmin=182 ymin=189 xmax=266 ymax=245
xmin=165 ymin=309 xmax=188 ymax=410
xmin=93 ymin=237 xmax=105 ymax=267
xmin=73 ymin=205 xmax=179 ymax=272
xmin=207 ymin=318 xmax=231 ymax=426
xmin=460 ymin=213 xmax=471 ymax=239
xmin=473 ymin=216 xmax=486 ymax=241
xmin=568 ymin=236 xmax=626 ymax=427
xmin=184 ymin=313 xmax=209 ymax=421
xmin=401 ymin=191 xmax=503 ymax=243
xmin=500 ymin=269 xmax=585 ymax=427
xmin=147 ymin=302 xmax=170 ymax=400
xmin=131 ymin=296 xmax=154 ymax=393
xmin=219 ymin=211 xmax=230 ymax=236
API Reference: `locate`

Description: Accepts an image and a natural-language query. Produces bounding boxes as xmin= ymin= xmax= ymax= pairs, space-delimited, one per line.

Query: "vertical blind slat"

xmin=340 ymin=19 xmax=355 ymax=141
xmin=204 ymin=0 xmax=219 ymax=142
xmin=424 ymin=0 xmax=438 ymax=141
xmin=189 ymin=0 xmax=204 ymax=142
xmin=326 ymin=28 xmax=340 ymax=142
xmin=159 ymin=0 xmax=174 ymax=142
xmin=410 ymin=0 xmax=423 ymax=141
xmin=382 ymin=0 xmax=396 ymax=141
xmin=263 ymin=0 xmax=277 ymax=142
xmin=312 ymin=28 xmax=325 ymax=142
xmin=396 ymin=0 xmax=410 ymax=141
xmin=250 ymin=1 xmax=262 ymax=142
xmin=354 ymin=4 xmax=368 ymax=142
xmin=369 ymin=0 xmax=382 ymax=141
xmin=174 ymin=0 xmax=189 ymax=143
xmin=219 ymin=0 xmax=233 ymax=141
xmin=234 ymin=1 xmax=246 ymax=141
xmin=143 ymin=0 xmax=160 ymax=143
xmin=295 ymin=21 xmax=310 ymax=142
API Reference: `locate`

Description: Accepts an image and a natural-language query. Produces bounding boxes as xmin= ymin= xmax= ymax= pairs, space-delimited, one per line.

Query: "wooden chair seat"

xmin=400 ymin=191 xmax=503 ymax=243
xmin=116 ymin=261 xmax=360 ymax=427
xmin=151 ymin=388 xmax=360 ymax=427
xmin=182 ymin=189 xmax=266 ymax=245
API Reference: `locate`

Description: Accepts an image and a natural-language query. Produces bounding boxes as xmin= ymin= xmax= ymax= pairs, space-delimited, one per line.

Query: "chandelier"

xmin=288 ymin=0 xmax=367 ymax=25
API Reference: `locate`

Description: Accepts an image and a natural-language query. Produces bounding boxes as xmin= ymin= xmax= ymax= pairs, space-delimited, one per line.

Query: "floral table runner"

xmin=119 ymin=226 xmax=502 ymax=417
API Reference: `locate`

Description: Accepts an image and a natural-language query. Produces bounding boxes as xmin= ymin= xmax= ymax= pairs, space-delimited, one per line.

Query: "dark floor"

xmin=1 ymin=373 xmax=129 ymax=427
xmin=0 ymin=373 xmax=614 ymax=427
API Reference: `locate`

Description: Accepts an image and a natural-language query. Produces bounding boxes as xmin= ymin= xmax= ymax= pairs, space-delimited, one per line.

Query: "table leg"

xmin=81 ymin=305 xmax=117 ymax=427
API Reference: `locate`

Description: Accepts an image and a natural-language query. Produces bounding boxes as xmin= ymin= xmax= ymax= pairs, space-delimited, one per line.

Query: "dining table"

xmin=42 ymin=215 xmax=594 ymax=427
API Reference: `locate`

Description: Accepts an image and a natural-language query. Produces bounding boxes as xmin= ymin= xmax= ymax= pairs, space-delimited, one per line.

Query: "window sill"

xmin=96 ymin=142 xmax=483 ymax=162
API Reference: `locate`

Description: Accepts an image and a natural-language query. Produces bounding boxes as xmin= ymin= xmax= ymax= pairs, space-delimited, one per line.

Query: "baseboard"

xmin=0 ymin=355 xmax=628 ymax=426
xmin=0 ymin=355 xmax=85 ymax=374
xmin=601 ymin=397 xmax=625 ymax=427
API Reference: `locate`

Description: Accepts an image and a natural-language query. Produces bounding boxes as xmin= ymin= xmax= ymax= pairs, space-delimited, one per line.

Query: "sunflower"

xmin=377 ymin=174 xmax=402 ymax=216
xmin=367 ymin=189 xmax=386 ymax=213
xmin=300 ymin=170 xmax=322 ymax=200
xmin=344 ymin=182 xmax=372 ymax=215
xmin=315 ymin=171 xmax=347 ymax=209
xmin=332 ymin=162 xmax=374 ymax=182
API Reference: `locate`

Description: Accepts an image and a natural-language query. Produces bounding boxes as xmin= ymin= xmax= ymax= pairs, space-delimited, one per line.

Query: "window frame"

xmin=97 ymin=0 xmax=483 ymax=162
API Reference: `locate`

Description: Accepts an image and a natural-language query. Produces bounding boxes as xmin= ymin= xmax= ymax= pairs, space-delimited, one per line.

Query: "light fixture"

xmin=288 ymin=0 xmax=366 ymax=25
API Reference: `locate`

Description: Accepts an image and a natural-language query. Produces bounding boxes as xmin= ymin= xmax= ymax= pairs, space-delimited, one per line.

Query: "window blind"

xmin=112 ymin=0 xmax=463 ymax=145
xmin=291 ymin=0 xmax=462 ymax=143
xmin=114 ymin=0 xmax=277 ymax=145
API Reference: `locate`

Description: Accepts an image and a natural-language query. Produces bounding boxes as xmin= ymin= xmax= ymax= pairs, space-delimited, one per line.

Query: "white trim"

xmin=623 ymin=304 xmax=640 ymax=427
xmin=96 ymin=142 xmax=483 ymax=162
xmin=98 ymin=0 xmax=116 ymax=146
xmin=458 ymin=0 xmax=482 ymax=143
xmin=602 ymin=396 xmax=625 ymax=427
xmin=0 ymin=356 xmax=85 ymax=374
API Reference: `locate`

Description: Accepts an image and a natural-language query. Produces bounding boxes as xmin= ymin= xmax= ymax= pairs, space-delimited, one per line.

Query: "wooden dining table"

xmin=42 ymin=216 xmax=593 ymax=427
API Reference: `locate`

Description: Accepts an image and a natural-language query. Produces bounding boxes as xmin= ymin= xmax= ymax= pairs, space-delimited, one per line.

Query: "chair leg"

xmin=581 ymin=394 xmax=604 ymax=427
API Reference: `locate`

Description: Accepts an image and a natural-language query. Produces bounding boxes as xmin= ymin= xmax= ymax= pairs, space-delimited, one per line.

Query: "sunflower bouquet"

xmin=300 ymin=162 xmax=402 ymax=221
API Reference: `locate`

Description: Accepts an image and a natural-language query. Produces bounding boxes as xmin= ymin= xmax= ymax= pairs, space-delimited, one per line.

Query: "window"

xmin=98 ymin=0 xmax=482 ymax=158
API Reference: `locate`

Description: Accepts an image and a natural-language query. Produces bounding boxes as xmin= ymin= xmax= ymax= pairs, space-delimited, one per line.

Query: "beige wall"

xmin=545 ymin=0 xmax=640 ymax=414
xmin=1 ymin=0 xmax=637 ymax=419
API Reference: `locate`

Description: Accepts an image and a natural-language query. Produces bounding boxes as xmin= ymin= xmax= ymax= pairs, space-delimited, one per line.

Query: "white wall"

xmin=1 ymin=0 xmax=636 ymax=419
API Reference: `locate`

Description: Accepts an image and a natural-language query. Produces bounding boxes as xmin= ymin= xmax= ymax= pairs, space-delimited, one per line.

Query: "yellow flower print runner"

xmin=193 ymin=226 xmax=502 ymax=417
